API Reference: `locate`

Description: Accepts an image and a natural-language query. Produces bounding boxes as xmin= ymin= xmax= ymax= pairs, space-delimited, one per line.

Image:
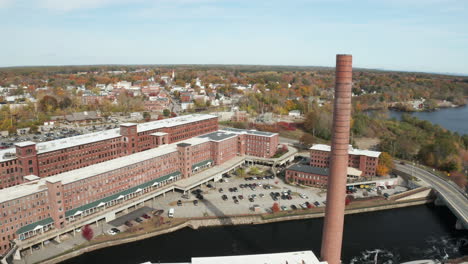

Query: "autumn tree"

xmin=82 ymin=225 xmax=94 ymax=241
xmin=376 ymin=152 xmax=393 ymax=176
xmin=38 ymin=95 xmax=58 ymax=112
xmin=272 ymin=202 xmax=280 ymax=213
xmin=300 ymin=133 xmax=315 ymax=147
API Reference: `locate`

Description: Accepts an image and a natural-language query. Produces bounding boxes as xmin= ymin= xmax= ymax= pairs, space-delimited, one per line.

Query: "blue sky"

xmin=0 ymin=0 xmax=467 ymax=75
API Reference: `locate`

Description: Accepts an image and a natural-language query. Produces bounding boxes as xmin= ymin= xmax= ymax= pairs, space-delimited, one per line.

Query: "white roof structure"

xmin=310 ymin=144 xmax=381 ymax=158
xmin=0 ymin=136 xmax=210 ymax=205
xmin=15 ymin=141 xmax=36 ymax=147
xmin=35 ymin=129 xmax=121 ymax=154
xmin=190 ymin=251 xmax=325 ymax=264
xmin=220 ymin=128 xmax=277 ymax=137
xmin=24 ymin=175 xmax=40 ymax=181
xmin=0 ymin=114 xmax=217 ymax=157
xmin=347 ymin=167 xmax=362 ymax=177
xmin=0 ymin=148 xmax=16 ymax=162
xmin=136 ymin=114 xmax=216 ymax=133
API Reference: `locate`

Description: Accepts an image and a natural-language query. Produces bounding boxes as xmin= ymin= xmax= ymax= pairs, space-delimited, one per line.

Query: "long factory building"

xmin=0 ymin=115 xmax=279 ymax=255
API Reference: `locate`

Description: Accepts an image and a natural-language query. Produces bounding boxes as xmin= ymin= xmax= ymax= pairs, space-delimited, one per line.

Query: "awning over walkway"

xmin=64 ymin=171 xmax=181 ymax=218
xmin=192 ymin=159 xmax=213 ymax=170
xmin=16 ymin=217 xmax=53 ymax=235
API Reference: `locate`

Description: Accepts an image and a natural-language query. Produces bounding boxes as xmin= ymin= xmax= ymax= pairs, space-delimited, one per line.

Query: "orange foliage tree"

xmin=272 ymin=202 xmax=280 ymax=213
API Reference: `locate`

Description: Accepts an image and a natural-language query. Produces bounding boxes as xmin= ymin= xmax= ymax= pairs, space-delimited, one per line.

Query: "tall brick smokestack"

xmin=320 ymin=54 xmax=352 ymax=264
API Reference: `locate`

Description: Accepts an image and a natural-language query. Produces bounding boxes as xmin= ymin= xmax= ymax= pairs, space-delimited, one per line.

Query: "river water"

xmin=61 ymin=205 xmax=468 ymax=264
xmin=375 ymin=105 xmax=468 ymax=135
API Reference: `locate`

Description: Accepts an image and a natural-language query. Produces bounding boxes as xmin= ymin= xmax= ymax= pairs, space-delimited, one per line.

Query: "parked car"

xmin=222 ymin=194 xmax=228 ymax=201
xmin=135 ymin=218 xmax=143 ymax=223
xmin=142 ymin=214 xmax=151 ymax=219
xmin=249 ymin=197 xmax=254 ymax=202
xmin=111 ymin=228 xmax=120 ymax=234
xmin=124 ymin=221 xmax=133 ymax=227
xmin=107 ymin=229 xmax=117 ymax=235
xmin=153 ymin=209 xmax=164 ymax=216
xmin=177 ymin=200 xmax=182 ymax=206
xmin=291 ymin=205 xmax=297 ymax=210
xmin=193 ymin=200 xmax=199 ymax=206
xmin=219 ymin=188 xmax=224 ymax=193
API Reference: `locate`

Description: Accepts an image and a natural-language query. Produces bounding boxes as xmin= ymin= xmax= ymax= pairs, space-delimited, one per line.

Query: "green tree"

xmin=163 ymin=109 xmax=170 ymax=117
xmin=143 ymin=112 xmax=151 ymax=121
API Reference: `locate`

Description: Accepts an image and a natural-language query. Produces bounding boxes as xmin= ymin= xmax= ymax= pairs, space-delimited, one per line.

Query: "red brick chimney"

xmin=320 ymin=54 xmax=353 ymax=264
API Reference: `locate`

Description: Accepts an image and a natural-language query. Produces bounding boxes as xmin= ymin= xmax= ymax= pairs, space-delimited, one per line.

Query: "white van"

xmin=168 ymin=208 xmax=174 ymax=218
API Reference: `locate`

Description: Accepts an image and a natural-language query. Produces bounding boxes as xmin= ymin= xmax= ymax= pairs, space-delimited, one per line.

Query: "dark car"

xmin=206 ymin=183 xmax=213 ymax=188
xmin=234 ymin=199 xmax=239 ymax=204
xmin=314 ymin=201 xmax=320 ymax=206
xmin=222 ymin=194 xmax=228 ymax=200
xmin=135 ymin=218 xmax=143 ymax=223
xmin=193 ymin=200 xmax=199 ymax=206
xmin=238 ymin=195 xmax=244 ymax=200
xmin=191 ymin=189 xmax=203 ymax=195
xmin=291 ymin=205 xmax=297 ymax=210
xmin=111 ymin=228 xmax=120 ymax=233
xmin=153 ymin=209 xmax=164 ymax=216
xmin=232 ymin=196 xmax=237 ymax=200
xmin=249 ymin=197 xmax=254 ymax=202
xmin=219 ymin=188 xmax=224 ymax=193
xmin=177 ymin=200 xmax=182 ymax=206
xmin=124 ymin=221 xmax=133 ymax=227
xmin=196 ymin=194 xmax=204 ymax=200
xmin=142 ymin=214 xmax=150 ymax=219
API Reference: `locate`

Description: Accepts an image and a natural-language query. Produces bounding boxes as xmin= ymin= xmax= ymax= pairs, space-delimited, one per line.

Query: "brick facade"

xmin=309 ymin=144 xmax=380 ymax=177
xmin=0 ymin=127 xmax=279 ymax=254
xmin=285 ymin=144 xmax=380 ymax=188
xmin=0 ymin=114 xmax=218 ymax=189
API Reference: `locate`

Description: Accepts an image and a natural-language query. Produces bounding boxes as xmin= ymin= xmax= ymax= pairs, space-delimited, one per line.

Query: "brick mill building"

xmin=286 ymin=144 xmax=380 ymax=187
xmin=0 ymin=115 xmax=279 ymax=255
xmin=0 ymin=114 xmax=218 ymax=189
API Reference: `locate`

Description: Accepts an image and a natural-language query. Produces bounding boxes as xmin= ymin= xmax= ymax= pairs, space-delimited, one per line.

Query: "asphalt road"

xmin=395 ymin=162 xmax=468 ymax=228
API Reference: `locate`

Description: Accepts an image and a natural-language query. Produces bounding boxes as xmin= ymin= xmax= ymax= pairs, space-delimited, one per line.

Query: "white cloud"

xmin=34 ymin=0 xmax=225 ymax=11
xmin=37 ymin=0 xmax=124 ymax=11
xmin=0 ymin=0 xmax=12 ymax=8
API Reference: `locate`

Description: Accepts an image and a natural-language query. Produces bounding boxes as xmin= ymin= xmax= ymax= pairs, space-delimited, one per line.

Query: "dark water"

xmin=61 ymin=205 xmax=467 ymax=264
xmin=370 ymin=105 xmax=468 ymax=135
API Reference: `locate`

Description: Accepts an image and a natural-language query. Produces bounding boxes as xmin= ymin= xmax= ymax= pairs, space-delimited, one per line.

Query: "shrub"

xmin=82 ymin=225 xmax=94 ymax=241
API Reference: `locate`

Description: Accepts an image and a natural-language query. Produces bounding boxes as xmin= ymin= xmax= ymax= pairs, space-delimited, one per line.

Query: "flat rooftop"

xmin=287 ymin=164 xmax=329 ymax=176
xmin=310 ymin=144 xmax=381 ymax=158
xmin=198 ymin=131 xmax=237 ymax=142
xmin=221 ymin=127 xmax=277 ymax=137
xmin=153 ymin=251 xmax=325 ymax=264
xmin=0 ymin=114 xmax=217 ymax=157
xmin=136 ymin=114 xmax=217 ymax=133
xmin=0 ymin=136 xmax=210 ymax=205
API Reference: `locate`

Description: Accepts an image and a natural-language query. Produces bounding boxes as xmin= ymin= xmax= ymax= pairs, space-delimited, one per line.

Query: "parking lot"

xmin=144 ymin=167 xmax=409 ymax=219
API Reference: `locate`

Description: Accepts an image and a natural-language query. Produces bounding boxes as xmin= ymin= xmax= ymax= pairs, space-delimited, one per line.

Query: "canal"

xmin=61 ymin=204 xmax=468 ymax=264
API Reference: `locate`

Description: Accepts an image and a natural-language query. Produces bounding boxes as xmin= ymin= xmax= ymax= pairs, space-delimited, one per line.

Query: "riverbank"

xmin=37 ymin=195 xmax=433 ymax=264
